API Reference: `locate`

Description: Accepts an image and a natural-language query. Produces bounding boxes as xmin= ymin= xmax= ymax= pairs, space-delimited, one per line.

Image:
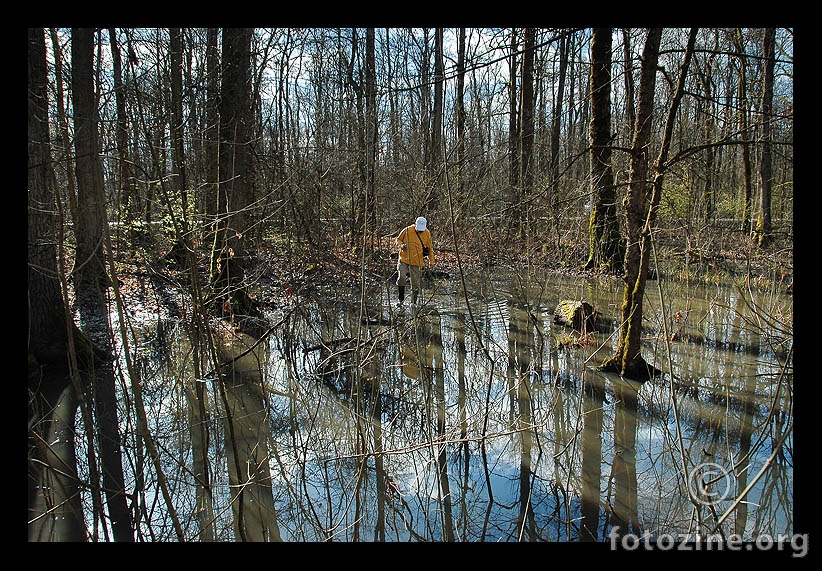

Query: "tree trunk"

xmin=508 ymin=29 xmax=519 ymax=198
xmin=621 ymin=29 xmax=636 ymax=138
xmin=599 ymin=28 xmax=663 ymax=381
xmin=203 ymin=28 xmax=220 ymax=223
xmin=601 ymin=28 xmax=697 ymax=381
xmin=108 ymin=28 xmax=135 ymax=223
xmin=162 ymin=27 xmax=195 ymax=267
xmin=420 ymin=28 xmax=431 ymax=177
xmin=170 ymin=28 xmax=189 ymax=226
xmin=733 ymin=28 xmax=754 ymax=234
xmin=71 ymin=27 xmax=109 ymax=292
xmin=347 ymin=28 xmax=367 ymax=248
xmin=213 ymin=28 xmax=260 ymax=321
xmin=385 ymin=29 xmax=400 ymax=170
xmin=428 ymin=27 xmax=444 ymax=210
xmin=585 ymin=27 xmax=623 ymax=272
xmin=70 ymin=27 xmax=134 ymax=541
xmin=28 ymin=27 xmax=74 ymax=379
xmin=549 ymin=32 xmax=568 ymax=209
xmin=696 ymin=39 xmax=717 ymax=221
xmin=455 ymin=28 xmax=466 ymax=198
xmin=757 ymin=27 xmax=775 ymax=248
xmin=365 ymin=27 xmax=377 ymax=243
xmin=28 ymin=27 xmax=86 ymax=542
xmin=48 ymin=28 xmax=79 ymax=229
xmin=518 ymin=28 xmax=535 ymax=239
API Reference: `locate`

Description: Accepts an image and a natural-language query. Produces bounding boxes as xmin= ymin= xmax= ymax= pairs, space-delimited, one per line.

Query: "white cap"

xmin=415 ymin=216 xmax=427 ymax=231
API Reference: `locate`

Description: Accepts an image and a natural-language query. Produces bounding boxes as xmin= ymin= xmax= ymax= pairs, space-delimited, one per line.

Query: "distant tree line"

xmin=41 ymin=28 xmax=793 ymax=255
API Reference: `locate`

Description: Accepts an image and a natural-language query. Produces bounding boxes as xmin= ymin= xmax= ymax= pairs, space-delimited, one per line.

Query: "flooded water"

xmin=117 ymin=267 xmax=793 ymax=542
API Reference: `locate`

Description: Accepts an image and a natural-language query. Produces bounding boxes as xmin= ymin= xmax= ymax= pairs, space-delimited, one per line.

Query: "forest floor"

xmin=256 ymin=228 xmax=793 ymax=306
xmin=110 ymin=225 xmax=793 ymax=336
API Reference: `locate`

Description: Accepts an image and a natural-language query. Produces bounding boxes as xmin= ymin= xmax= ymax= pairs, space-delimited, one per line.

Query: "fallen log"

xmin=553 ymin=300 xmax=598 ymax=332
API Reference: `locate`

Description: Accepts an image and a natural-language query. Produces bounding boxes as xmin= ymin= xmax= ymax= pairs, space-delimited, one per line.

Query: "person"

xmin=395 ymin=216 xmax=434 ymax=305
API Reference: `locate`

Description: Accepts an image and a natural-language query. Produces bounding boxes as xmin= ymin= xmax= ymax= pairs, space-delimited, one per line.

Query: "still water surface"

xmin=123 ymin=267 xmax=793 ymax=542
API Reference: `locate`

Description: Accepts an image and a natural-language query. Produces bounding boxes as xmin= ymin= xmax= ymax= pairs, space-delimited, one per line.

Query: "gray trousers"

xmin=396 ymin=261 xmax=423 ymax=294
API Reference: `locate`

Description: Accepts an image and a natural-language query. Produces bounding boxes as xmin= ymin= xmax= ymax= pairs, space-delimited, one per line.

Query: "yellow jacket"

xmin=396 ymin=224 xmax=434 ymax=267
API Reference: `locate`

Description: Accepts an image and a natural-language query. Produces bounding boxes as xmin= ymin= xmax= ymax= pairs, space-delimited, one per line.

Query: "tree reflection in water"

xmin=104 ymin=270 xmax=792 ymax=542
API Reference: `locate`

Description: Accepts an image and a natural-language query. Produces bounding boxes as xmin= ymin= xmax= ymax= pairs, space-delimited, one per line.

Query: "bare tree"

xmin=28 ymin=26 xmax=87 ymax=542
xmin=211 ymin=28 xmax=260 ymax=321
xmin=365 ymin=27 xmax=378 ymax=243
xmin=71 ymin=27 xmax=134 ymax=541
xmin=584 ymin=27 xmax=623 ymax=272
xmin=621 ymin=29 xmax=636 ymax=145
xmin=203 ymin=28 xmax=221 ymax=222
xmin=694 ymin=30 xmax=719 ymax=220
xmin=732 ymin=28 xmax=754 ymax=234
xmin=518 ymin=28 xmax=536 ymax=239
xmin=72 ymin=28 xmax=108 ymax=293
xmin=346 ymin=28 xmax=368 ymax=247
xmin=429 ymin=27 xmax=444 ymax=208
xmin=599 ymin=28 xmax=663 ymax=380
xmin=455 ymin=28 xmax=466 ymax=198
xmin=549 ymin=31 xmax=569 ymax=209
xmin=419 ymin=29 xmax=432 ymax=176
xmin=600 ymin=28 xmax=697 ymax=381
xmin=108 ymin=29 xmax=135 ymax=223
xmin=170 ymin=28 xmax=189 ymax=225
xmin=508 ymin=29 xmax=519 ymax=198
xmin=757 ymin=27 xmax=775 ymax=248
xmin=48 ymin=28 xmax=79 ymax=228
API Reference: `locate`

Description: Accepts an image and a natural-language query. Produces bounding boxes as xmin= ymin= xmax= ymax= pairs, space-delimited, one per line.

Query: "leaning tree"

xmin=599 ymin=28 xmax=697 ymax=381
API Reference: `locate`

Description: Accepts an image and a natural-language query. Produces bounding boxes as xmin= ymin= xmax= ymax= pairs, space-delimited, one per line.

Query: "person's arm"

xmin=397 ymin=227 xmax=408 ymax=251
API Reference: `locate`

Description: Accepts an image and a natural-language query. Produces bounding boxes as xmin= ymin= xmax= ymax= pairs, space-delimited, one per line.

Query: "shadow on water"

xmin=121 ymin=268 xmax=793 ymax=542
